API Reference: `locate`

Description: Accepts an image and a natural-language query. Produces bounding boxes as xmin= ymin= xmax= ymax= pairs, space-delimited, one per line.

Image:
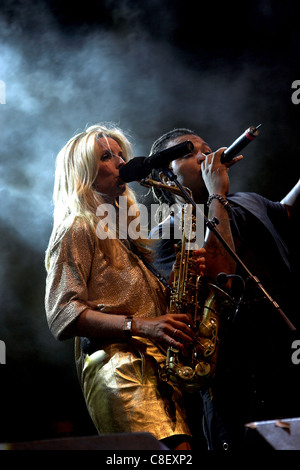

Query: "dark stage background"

xmin=0 ymin=0 xmax=300 ymax=444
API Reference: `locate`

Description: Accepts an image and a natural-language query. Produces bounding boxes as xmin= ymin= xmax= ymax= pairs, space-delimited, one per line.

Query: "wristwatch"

xmin=123 ymin=316 xmax=133 ymax=339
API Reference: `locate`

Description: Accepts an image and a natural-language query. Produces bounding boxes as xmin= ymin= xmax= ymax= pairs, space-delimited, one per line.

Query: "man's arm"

xmin=280 ymin=179 xmax=300 ymax=218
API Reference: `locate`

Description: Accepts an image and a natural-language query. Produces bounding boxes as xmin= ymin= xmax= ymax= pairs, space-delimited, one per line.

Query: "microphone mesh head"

xmin=118 ymin=157 xmax=148 ymax=182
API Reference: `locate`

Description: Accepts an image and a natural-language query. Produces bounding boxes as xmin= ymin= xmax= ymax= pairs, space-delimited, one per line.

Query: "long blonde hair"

xmin=45 ymin=123 xmax=151 ymax=270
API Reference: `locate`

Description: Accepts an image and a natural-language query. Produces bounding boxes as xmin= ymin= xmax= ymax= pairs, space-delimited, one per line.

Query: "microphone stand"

xmin=162 ymin=166 xmax=296 ymax=332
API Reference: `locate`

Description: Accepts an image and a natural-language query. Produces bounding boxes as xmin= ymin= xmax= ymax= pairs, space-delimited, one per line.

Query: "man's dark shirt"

xmin=149 ymin=192 xmax=299 ymax=432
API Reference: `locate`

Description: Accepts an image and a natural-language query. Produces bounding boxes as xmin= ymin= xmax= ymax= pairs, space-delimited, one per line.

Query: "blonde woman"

xmin=45 ymin=123 xmax=206 ymax=450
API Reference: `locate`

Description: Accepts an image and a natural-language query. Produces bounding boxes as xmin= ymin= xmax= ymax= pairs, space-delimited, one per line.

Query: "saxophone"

xmin=141 ymin=178 xmax=236 ymax=392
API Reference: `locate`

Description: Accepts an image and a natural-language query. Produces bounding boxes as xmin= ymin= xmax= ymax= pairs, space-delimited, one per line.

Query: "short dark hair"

xmin=150 ymin=128 xmax=195 ymax=156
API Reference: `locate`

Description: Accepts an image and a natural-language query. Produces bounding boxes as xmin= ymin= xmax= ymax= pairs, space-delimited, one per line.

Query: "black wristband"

xmin=207 ymin=193 xmax=232 ymax=214
xmin=123 ymin=316 xmax=133 ymax=339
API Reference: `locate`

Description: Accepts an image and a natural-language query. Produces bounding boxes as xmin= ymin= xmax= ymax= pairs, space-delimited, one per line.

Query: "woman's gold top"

xmin=45 ymin=218 xmax=191 ymax=441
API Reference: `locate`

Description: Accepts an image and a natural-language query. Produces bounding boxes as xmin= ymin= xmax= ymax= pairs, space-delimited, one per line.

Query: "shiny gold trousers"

xmin=76 ymin=337 xmax=191 ymax=441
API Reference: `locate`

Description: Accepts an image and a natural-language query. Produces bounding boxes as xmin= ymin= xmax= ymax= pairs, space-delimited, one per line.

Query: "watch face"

xmin=124 ymin=317 xmax=133 ymax=337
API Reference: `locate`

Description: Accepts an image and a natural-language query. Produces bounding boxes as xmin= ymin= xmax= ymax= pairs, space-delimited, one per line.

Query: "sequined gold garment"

xmin=45 ymin=219 xmax=191 ymax=441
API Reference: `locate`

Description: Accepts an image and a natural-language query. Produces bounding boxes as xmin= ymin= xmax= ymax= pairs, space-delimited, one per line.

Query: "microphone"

xmin=220 ymin=124 xmax=262 ymax=164
xmin=216 ymin=272 xmax=236 ymax=285
xmin=217 ymin=272 xmax=245 ymax=297
xmin=119 ymin=140 xmax=194 ymax=183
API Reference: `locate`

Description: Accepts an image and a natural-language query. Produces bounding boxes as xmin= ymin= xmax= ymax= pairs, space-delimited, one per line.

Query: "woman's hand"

xmin=133 ymin=313 xmax=195 ymax=352
xmin=71 ymin=247 xmax=205 ymax=350
xmin=190 ymin=247 xmax=206 ymax=277
xmin=169 ymin=247 xmax=206 ymax=284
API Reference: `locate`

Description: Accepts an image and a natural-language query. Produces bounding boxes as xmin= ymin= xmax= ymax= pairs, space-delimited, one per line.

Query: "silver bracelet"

xmin=207 ymin=193 xmax=232 ymax=214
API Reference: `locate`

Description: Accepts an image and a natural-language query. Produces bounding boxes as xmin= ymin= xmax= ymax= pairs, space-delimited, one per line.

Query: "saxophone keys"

xmin=198 ymin=317 xmax=218 ymax=340
xmin=177 ymin=366 xmax=195 ymax=381
xmin=195 ymin=361 xmax=211 ymax=377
